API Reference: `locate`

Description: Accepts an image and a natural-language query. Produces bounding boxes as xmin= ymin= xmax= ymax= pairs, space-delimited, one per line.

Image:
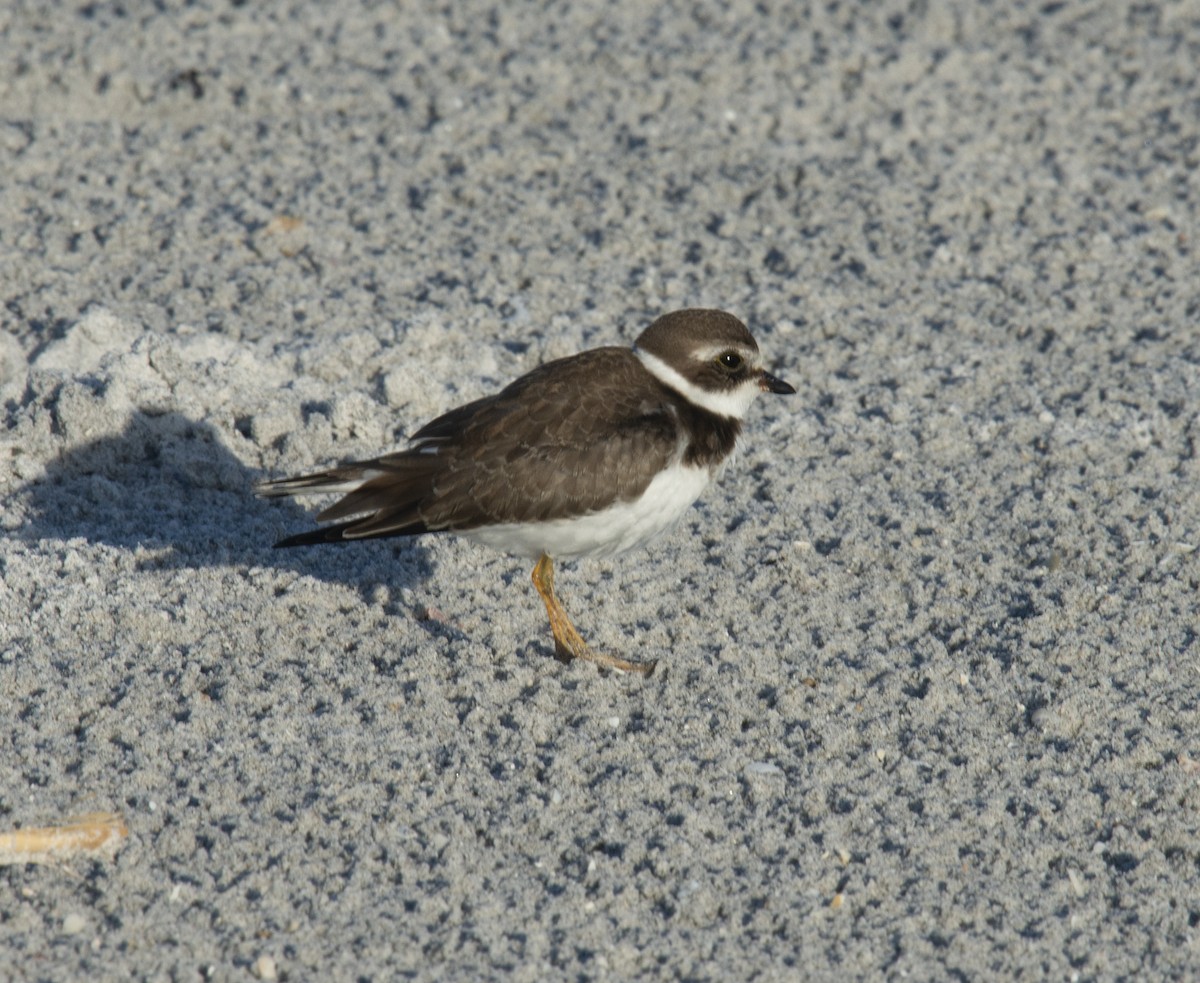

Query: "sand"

xmin=2 ymin=1 xmax=1198 ymax=979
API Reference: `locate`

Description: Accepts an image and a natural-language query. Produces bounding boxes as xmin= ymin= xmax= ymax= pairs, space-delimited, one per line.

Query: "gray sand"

xmin=3 ymin=2 xmax=1198 ymax=979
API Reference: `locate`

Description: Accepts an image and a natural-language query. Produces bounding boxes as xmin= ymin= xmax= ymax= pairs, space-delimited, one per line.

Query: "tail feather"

xmin=271 ymin=507 xmax=433 ymax=548
xmin=260 ymin=456 xmax=441 ymax=547
xmin=255 ymin=465 xmax=382 ymax=499
xmin=316 ymin=469 xmax=435 ymax=524
xmin=273 ymin=522 xmax=362 ymax=548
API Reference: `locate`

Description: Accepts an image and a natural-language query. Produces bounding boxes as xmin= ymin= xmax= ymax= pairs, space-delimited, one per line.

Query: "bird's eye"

xmin=717 ymin=351 xmax=743 ymax=371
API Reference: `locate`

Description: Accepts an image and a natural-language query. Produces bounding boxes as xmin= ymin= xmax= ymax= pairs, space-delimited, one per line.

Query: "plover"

xmin=258 ymin=308 xmax=794 ymax=674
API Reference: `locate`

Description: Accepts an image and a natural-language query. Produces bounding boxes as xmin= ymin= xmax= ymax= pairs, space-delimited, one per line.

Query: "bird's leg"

xmin=530 ymin=553 xmax=655 ymax=676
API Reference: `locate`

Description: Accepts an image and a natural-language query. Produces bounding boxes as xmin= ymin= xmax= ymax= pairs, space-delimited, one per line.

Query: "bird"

xmin=257 ymin=308 xmax=794 ymax=675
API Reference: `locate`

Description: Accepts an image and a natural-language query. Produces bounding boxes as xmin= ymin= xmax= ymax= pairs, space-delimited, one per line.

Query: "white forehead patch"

xmin=635 ymin=347 xmax=761 ymax=420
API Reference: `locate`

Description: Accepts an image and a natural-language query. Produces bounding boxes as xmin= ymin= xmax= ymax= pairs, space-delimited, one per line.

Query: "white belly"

xmin=463 ymin=463 xmax=714 ymax=561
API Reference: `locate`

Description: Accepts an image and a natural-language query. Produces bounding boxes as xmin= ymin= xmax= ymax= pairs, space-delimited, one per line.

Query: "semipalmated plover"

xmin=258 ymin=308 xmax=794 ymax=674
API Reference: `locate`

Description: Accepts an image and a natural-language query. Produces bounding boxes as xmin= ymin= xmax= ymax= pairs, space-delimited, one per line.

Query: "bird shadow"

xmin=12 ymin=409 xmax=433 ymax=606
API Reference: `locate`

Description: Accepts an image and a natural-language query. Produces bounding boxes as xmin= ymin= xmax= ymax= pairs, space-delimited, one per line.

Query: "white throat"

xmin=635 ymin=347 xmax=759 ymax=419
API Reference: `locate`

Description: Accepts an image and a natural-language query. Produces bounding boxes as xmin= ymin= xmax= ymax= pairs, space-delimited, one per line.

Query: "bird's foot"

xmin=552 ymin=636 xmax=656 ymax=676
xmin=532 ymin=553 xmax=656 ymax=676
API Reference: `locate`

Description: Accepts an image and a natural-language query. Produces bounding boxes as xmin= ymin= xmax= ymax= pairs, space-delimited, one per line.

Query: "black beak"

xmin=759 ymin=369 xmax=796 ymax=395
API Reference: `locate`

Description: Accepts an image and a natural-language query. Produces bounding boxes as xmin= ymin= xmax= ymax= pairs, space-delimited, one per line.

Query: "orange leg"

xmin=530 ymin=553 xmax=655 ymax=675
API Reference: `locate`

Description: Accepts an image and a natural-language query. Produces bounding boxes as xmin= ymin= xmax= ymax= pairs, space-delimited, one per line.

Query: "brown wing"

xmin=417 ymin=347 xmax=683 ymax=529
xmin=280 ymin=348 xmax=684 ymax=543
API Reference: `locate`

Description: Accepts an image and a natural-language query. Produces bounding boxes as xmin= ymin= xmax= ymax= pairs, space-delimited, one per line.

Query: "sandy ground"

xmin=2 ymin=1 xmax=1199 ymax=979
